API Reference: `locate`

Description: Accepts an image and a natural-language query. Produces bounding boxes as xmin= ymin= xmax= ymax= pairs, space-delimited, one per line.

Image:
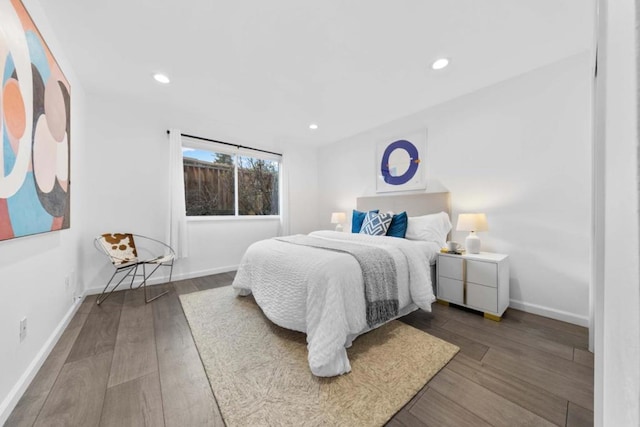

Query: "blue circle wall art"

xmin=376 ymin=130 xmax=427 ymax=193
xmin=380 ymin=139 xmax=420 ymax=185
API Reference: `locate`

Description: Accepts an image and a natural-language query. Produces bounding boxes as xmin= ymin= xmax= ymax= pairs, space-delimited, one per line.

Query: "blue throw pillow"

xmin=386 ymin=211 xmax=408 ymax=238
xmin=352 ymin=209 xmax=379 ymax=233
xmin=360 ymin=212 xmax=393 ymax=236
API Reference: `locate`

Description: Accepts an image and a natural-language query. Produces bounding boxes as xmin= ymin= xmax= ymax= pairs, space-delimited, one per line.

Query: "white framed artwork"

xmin=376 ymin=130 xmax=427 ymax=193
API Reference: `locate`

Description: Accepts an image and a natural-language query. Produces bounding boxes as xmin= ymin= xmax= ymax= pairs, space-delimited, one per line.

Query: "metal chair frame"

xmin=94 ymin=234 xmax=175 ymax=305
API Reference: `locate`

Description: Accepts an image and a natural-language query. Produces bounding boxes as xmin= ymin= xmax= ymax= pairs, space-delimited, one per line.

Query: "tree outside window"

xmin=238 ymin=156 xmax=279 ymax=215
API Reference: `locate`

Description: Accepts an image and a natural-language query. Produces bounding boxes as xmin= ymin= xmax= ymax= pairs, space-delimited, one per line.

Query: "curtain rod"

xmin=166 ymin=130 xmax=282 ymax=157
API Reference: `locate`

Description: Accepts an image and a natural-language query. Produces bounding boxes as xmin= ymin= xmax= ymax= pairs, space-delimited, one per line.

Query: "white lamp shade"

xmin=456 ymin=213 xmax=489 ymax=232
xmin=330 ymin=212 xmax=347 ymax=224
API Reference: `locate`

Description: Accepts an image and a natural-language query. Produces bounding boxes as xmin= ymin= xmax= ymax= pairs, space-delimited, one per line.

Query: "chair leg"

xmin=129 ymin=264 xmax=139 ymax=289
xmin=142 ymin=263 xmax=169 ymax=303
xmin=96 ymin=267 xmax=135 ymax=305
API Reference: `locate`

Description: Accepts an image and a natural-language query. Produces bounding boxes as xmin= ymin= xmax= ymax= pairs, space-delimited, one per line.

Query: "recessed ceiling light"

xmin=309 ymin=123 xmax=318 ymax=130
xmin=431 ymin=58 xmax=449 ymax=70
xmin=153 ymin=73 xmax=171 ymax=84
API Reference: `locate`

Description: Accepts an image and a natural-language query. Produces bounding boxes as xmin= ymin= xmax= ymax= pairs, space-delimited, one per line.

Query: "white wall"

xmin=318 ymin=53 xmax=593 ymax=325
xmin=80 ymin=92 xmax=320 ymax=293
xmin=0 ymin=0 xmax=88 ymax=422
xmin=596 ymin=0 xmax=640 ymax=425
xmin=1 ymin=12 xmax=320 ymax=420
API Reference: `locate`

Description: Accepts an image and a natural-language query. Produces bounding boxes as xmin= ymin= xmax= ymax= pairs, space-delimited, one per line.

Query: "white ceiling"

xmin=38 ymin=0 xmax=594 ymax=145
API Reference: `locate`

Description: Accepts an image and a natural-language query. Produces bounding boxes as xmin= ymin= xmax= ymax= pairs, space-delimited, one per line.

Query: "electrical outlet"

xmin=19 ymin=317 xmax=27 ymax=342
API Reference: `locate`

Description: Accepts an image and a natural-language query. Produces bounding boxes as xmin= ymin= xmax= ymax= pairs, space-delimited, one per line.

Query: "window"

xmin=182 ymin=143 xmax=280 ymax=217
xmin=237 ymin=155 xmax=280 ymax=215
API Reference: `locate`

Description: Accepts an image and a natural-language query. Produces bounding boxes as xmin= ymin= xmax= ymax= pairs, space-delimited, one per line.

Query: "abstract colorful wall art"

xmin=0 ymin=0 xmax=71 ymax=241
xmin=376 ymin=130 xmax=427 ymax=193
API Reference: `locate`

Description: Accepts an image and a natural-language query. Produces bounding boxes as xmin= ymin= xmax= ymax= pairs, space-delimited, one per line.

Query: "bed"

xmin=232 ymin=192 xmax=451 ymax=377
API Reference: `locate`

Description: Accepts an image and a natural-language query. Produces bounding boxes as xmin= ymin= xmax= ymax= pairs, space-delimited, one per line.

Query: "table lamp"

xmin=456 ymin=213 xmax=488 ymax=254
xmin=331 ymin=212 xmax=347 ymax=232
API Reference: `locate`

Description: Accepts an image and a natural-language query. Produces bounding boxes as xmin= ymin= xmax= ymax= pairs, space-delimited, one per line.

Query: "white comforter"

xmin=232 ymin=231 xmax=438 ymax=377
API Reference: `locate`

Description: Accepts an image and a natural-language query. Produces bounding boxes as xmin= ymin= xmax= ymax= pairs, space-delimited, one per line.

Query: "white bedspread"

xmin=232 ymin=231 xmax=438 ymax=376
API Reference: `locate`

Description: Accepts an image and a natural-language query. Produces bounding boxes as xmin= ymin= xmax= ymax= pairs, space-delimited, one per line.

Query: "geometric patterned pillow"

xmin=351 ymin=209 xmax=379 ymax=233
xmin=359 ymin=212 xmax=393 ymax=236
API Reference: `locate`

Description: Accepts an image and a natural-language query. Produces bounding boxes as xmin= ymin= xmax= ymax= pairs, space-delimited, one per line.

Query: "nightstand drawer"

xmin=438 ymin=276 xmax=463 ymax=304
xmin=466 ymin=283 xmax=498 ymax=313
xmin=467 ymin=260 xmax=497 ymax=288
xmin=438 ymin=256 xmax=463 ymax=280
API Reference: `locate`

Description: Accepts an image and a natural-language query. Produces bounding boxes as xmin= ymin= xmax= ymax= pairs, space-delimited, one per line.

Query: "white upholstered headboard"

xmin=356 ymin=192 xmax=450 ymax=217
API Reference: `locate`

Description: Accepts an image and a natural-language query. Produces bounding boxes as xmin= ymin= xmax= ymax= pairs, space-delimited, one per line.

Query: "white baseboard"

xmin=84 ymin=265 xmax=238 ymax=295
xmin=0 ymin=296 xmax=84 ymax=426
xmin=509 ymin=298 xmax=589 ymax=327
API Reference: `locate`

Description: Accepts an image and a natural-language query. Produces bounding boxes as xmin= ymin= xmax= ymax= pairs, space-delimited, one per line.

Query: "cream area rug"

xmin=179 ymin=286 xmax=459 ymax=427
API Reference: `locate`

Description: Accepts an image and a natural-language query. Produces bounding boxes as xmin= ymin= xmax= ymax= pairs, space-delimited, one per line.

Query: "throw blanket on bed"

xmin=276 ymin=235 xmax=398 ymax=327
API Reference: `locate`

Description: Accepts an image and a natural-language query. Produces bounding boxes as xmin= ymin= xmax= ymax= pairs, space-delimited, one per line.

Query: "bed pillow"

xmin=405 ymin=211 xmax=452 ymax=247
xmin=351 ymin=209 xmax=379 ymax=233
xmin=359 ymin=212 xmax=393 ymax=236
xmin=386 ymin=211 xmax=408 ymax=238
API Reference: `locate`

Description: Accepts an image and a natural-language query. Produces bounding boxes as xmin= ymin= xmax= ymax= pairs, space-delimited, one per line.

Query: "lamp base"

xmin=335 ymin=224 xmax=343 ymax=232
xmin=465 ymin=231 xmax=481 ymax=254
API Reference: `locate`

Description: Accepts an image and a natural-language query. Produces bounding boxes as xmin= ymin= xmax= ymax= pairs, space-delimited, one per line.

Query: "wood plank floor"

xmin=7 ymin=273 xmax=593 ymax=426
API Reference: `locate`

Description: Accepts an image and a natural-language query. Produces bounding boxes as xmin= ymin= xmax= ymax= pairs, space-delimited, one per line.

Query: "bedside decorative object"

xmin=446 ymin=241 xmax=462 ymax=252
xmin=376 ymin=130 xmax=427 ymax=193
xmin=440 ymin=247 xmax=465 ymax=255
xmin=436 ymin=251 xmax=509 ymax=320
xmin=330 ymin=212 xmax=347 ymax=232
xmin=456 ymin=213 xmax=488 ymax=254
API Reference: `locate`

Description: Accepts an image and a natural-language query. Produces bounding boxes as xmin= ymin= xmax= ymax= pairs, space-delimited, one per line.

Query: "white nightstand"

xmin=436 ymin=251 xmax=509 ymax=321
